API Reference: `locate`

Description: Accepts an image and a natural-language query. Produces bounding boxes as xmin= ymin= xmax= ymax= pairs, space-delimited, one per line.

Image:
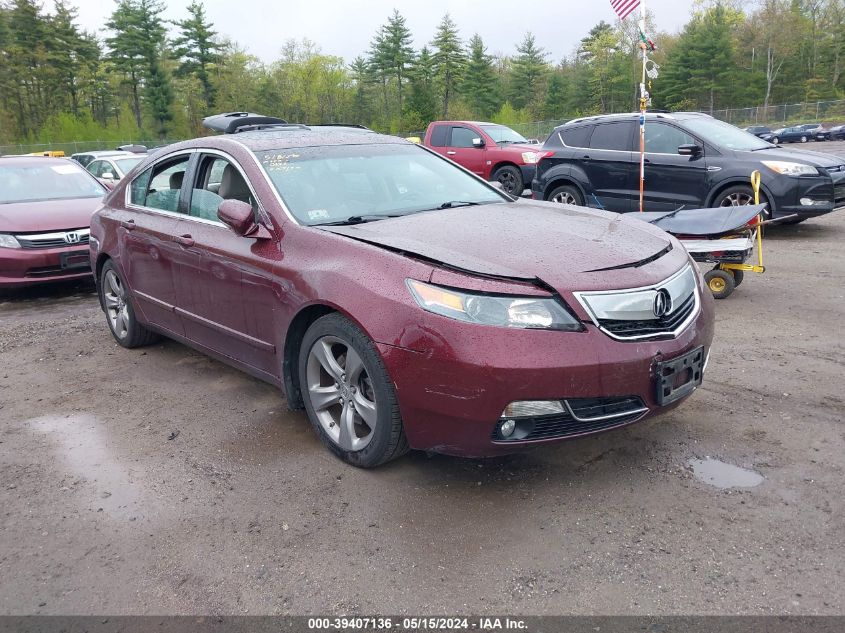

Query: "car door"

xmin=583 ymin=121 xmax=636 ymax=213
xmin=122 ymin=153 xmax=192 ymax=336
xmin=641 ymin=121 xmax=709 ymax=212
xmin=173 ymin=152 xmax=281 ymax=375
xmin=444 ymin=126 xmax=487 ymax=176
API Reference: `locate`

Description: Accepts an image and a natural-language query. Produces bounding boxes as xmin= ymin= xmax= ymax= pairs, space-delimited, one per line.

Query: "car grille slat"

xmin=493 ymin=396 xmax=647 ymax=442
xmin=14 ymin=229 xmax=90 ymax=249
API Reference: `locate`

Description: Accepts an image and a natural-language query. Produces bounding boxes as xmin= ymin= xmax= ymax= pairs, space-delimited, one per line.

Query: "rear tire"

xmin=492 ymin=165 xmax=524 ymax=196
xmin=298 ymin=313 xmax=409 ymax=468
xmin=771 ymin=137 xmax=779 ymax=144
xmin=800 ymin=135 xmax=808 ymax=143
xmin=99 ymin=260 xmax=159 ymax=348
xmin=547 ymin=184 xmax=584 ymax=206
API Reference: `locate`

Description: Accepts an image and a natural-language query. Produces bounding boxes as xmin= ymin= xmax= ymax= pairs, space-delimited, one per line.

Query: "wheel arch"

xmin=489 ymin=161 xmax=521 ymax=179
xmin=282 ymin=304 xmax=338 ymax=410
xmin=706 ymin=179 xmax=776 ymax=214
xmin=94 ymin=253 xmax=113 ymax=311
xmin=543 ymin=176 xmax=587 ymax=202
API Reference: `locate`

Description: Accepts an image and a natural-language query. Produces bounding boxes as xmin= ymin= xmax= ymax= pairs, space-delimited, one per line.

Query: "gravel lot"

xmin=1 ymin=142 xmax=844 ymax=616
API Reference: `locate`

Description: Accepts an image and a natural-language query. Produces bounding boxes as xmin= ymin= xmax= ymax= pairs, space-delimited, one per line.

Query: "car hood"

xmin=747 ymin=147 xmax=845 ymax=168
xmin=0 ymin=196 xmax=102 ymax=233
xmin=321 ymin=201 xmax=691 ymax=292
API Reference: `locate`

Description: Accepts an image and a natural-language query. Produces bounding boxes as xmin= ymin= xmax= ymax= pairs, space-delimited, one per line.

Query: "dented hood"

xmin=321 ymin=201 xmax=691 ymax=291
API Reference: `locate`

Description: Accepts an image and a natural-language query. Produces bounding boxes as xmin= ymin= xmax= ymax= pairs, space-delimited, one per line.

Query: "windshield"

xmin=480 ymin=125 xmax=528 ymax=144
xmin=115 ymin=157 xmax=142 ymax=174
xmin=256 ymin=144 xmax=506 ymax=226
xmin=682 ymin=117 xmax=773 ymax=151
xmin=0 ymin=162 xmax=106 ymax=204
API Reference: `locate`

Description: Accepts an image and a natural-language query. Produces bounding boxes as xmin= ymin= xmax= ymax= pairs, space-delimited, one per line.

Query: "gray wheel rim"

xmin=720 ymin=192 xmax=754 ymax=207
xmin=103 ymin=270 xmax=130 ymax=339
xmin=306 ymin=335 xmax=377 ymax=452
xmin=498 ymin=171 xmax=518 ymax=194
xmin=552 ymin=191 xmax=578 ymax=205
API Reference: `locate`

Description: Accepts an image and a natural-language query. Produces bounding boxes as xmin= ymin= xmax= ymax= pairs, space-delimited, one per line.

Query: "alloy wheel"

xmin=306 ymin=336 xmax=377 ymax=452
xmin=498 ymin=172 xmax=518 ymax=194
xmin=552 ymin=191 xmax=578 ymax=205
xmin=719 ymin=192 xmax=754 ymax=207
xmin=103 ymin=270 xmax=130 ymax=339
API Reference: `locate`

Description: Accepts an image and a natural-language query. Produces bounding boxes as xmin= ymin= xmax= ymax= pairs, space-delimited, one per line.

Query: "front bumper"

xmin=769 ymin=170 xmax=845 ymax=219
xmin=0 ymin=243 xmax=92 ymax=288
xmin=377 ymin=294 xmax=715 ymax=457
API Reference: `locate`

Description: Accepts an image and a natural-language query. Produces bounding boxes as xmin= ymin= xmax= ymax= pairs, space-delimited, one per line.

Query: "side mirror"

xmin=472 ymin=137 xmax=485 ymax=148
xmin=678 ymin=144 xmax=702 ymax=156
xmin=218 ymin=199 xmax=257 ymax=236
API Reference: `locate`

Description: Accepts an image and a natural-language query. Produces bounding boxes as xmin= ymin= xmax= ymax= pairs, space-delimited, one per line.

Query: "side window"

xmin=87 ymin=160 xmax=105 ymax=177
xmin=560 ymin=126 xmax=592 ymax=148
xmin=429 ymin=125 xmax=449 ymax=147
xmin=590 ymin=122 xmax=635 ymax=151
xmin=645 ymin=122 xmax=695 ymax=154
xmin=450 ymin=126 xmax=477 ymax=148
xmin=189 ymin=155 xmax=255 ymax=222
xmin=130 ymin=168 xmax=151 ymax=205
xmin=143 ymin=155 xmax=191 ymax=213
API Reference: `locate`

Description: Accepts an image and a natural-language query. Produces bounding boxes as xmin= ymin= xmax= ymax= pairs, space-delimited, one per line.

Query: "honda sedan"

xmin=89 ymin=114 xmax=715 ymax=467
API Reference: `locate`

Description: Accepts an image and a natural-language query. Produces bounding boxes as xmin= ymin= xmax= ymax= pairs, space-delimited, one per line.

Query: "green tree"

xmin=383 ymin=9 xmax=414 ymax=116
xmin=173 ymin=1 xmax=221 ymax=110
xmin=406 ymin=45 xmax=437 ymax=126
xmin=508 ymin=32 xmax=549 ymax=113
xmin=431 ymin=13 xmax=465 ymax=118
xmin=462 ymin=34 xmax=499 ymax=119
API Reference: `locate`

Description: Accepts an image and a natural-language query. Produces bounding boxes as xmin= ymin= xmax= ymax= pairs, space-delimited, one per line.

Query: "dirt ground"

xmin=1 ymin=143 xmax=844 ymax=616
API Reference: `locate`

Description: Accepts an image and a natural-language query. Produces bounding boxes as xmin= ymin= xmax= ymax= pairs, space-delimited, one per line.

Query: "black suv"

xmin=533 ymin=112 xmax=845 ymax=223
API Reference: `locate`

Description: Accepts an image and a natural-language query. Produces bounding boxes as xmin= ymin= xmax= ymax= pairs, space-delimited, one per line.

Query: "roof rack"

xmin=202 ymin=112 xmax=301 ymax=134
xmin=311 ymin=123 xmax=372 ymax=130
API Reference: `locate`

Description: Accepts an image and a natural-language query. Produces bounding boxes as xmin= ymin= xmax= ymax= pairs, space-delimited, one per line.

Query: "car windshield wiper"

xmin=314 ymin=214 xmax=401 ymax=226
xmin=436 ymin=201 xmax=483 ymax=210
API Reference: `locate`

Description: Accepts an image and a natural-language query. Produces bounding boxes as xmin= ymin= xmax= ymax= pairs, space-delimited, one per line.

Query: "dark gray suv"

xmin=532 ymin=112 xmax=845 ymax=223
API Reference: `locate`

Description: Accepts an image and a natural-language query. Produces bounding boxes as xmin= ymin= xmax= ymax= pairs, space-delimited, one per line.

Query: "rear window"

xmin=560 ymin=126 xmax=592 ymax=148
xmin=0 ymin=162 xmax=105 ymax=204
xmin=429 ymin=125 xmax=449 ymax=147
xmin=589 ymin=122 xmax=634 ymax=151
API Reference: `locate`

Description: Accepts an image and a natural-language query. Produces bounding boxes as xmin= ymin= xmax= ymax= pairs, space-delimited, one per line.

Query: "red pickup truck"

xmin=423 ymin=121 xmax=546 ymax=195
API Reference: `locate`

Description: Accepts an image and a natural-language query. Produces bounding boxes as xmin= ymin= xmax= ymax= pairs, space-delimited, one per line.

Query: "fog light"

xmin=501 ymin=400 xmax=566 ymax=418
xmin=499 ymin=419 xmax=517 ymax=438
xmin=800 ymin=197 xmax=816 ymax=206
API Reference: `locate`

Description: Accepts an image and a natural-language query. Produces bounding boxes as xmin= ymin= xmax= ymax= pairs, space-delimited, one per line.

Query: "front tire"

xmin=547 ymin=184 xmax=584 ymax=206
xmin=99 ymin=260 xmax=159 ymax=348
xmin=771 ymin=137 xmax=779 ymax=144
xmin=800 ymin=135 xmax=808 ymax=143
xmin=298 ymin=313 xmax=408 ymax=468
xmin=491 ymin=165 xmax=523 ymax=196
xmin=714 ymin=185 xmax=770 ymax=219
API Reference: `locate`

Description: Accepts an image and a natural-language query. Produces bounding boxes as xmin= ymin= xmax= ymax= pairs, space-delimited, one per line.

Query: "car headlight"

xmin=521 ymin=152 xmax=541 ymax=164
xmin=761 ymin=160 xmax=818 ymax=176
xmin=407 ymin=279 xmax=583 ymax=331
xmin=0 ymin=234 xmax=20 ymax=249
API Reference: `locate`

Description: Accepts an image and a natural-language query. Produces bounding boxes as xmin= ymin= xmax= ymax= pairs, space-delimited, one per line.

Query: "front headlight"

xmin=761 ymin=160 xmax=818 ymax=176
xmin=0 ymin=234 xmax=21 ymax=249
xmin=521 ymin=152 xmax=541 ymax=164
xmin=407 ymin=280 xmax=583 ymax=331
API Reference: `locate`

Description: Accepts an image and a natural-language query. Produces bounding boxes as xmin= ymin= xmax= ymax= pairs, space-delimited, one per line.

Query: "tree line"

xmin=0 ymin=0 xmax=843 ymax=146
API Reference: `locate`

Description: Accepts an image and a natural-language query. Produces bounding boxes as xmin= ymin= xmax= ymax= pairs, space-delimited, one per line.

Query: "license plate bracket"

xmin=656 ymin=346 xmax=705 ymax=406
xmin=60 ymin=251 xmax=91 ymax=271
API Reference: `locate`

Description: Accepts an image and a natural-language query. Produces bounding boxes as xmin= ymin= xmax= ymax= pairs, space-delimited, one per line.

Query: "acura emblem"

xmin=653 ymin=289 xmax=673 ymax=318
xmin=64 ymin=231 xmax=82 ymax=244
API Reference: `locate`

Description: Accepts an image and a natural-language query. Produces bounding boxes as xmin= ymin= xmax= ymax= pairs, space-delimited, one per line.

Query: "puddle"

xmin=689 ymin=457 xmax=764 ymax=489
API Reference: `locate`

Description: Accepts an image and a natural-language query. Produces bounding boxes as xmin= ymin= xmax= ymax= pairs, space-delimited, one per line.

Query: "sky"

xmin=64 ymin=0 xmax=697 ymax=64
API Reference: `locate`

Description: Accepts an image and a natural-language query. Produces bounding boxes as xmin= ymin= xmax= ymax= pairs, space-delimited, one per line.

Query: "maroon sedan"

xmin=1 ymin=156 xmax=105 ymax=287
xmin=89 ymin=118 xmax=715 ymax=467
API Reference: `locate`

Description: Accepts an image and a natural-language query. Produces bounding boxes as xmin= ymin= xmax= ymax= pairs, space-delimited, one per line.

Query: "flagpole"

xmin=638 ymin=0 xmax=647 ymax=213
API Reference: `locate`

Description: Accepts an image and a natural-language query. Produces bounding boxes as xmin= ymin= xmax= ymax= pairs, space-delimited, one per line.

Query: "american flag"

xmin=610 ymin=0 xmax=641 ymax=21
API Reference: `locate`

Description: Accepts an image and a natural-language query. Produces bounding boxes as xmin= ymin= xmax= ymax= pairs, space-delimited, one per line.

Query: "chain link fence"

xmin=709 ymin=99 xmax=845 ymax=127
xmin=0 ymin=139 xmax=178 ymax=157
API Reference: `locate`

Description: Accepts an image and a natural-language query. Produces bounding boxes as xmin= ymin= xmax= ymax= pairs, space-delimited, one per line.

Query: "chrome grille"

xmin=574 ymin=265 xmax=699 ymax=341
xmin=14 ymin=228 xmax=90 ymax=249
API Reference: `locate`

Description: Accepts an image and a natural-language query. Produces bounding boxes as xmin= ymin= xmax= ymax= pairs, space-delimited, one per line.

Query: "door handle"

xmin=176 ymin=234 xmax=194 ymax=247
xmin=120 ymin=219 xmax=135 ymax=230
xmin=582 ymin=155 xmax=591 ymax=161
xmin=447 ymin=151 xmax=457 ymax=155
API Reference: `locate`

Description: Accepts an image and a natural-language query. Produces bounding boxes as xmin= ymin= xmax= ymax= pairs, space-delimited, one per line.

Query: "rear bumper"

xmin=0 ymin=244 xmax=92 ymax=288
xmin=377 ymin=292 xmax=715 ymax=457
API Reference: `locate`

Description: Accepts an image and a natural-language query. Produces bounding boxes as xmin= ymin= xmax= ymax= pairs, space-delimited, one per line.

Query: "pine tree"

xmin=383 ymin=10 xmax=414 ymax=116
xmin=508 ymin=32 xmax=549 ymax=112
xmin=173 ymin=1 xmax=221 ymax=110
xmin=462 ymin=34 xmax=499 ymax=119
xmin=431 ymin=14 xmax=465 ymax=118
xmin=406 ymin=46 xmax=437 ymax=125
xmin=367 ymin=27 xmax=392 ymax=122
xmin=49 ymin=2 xmax=100 ymax=117
xmin=349 ymin=56 xmax=372 ymax=124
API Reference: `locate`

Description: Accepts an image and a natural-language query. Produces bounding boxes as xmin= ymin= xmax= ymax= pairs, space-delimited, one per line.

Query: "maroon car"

xmin=89 ymin=115 xmax=715 ymax=467
xmin=1 ymin=156 xmax=105 ymax=287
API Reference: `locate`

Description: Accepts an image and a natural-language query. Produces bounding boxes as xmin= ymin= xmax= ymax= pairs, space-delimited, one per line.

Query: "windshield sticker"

xmin=51 ymin=164 xmax=80 ymax=175
xmin=307 ymin=209 xmax=330 ymax=222
xmin=262 ymin=153 xmax=300 ymax=171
